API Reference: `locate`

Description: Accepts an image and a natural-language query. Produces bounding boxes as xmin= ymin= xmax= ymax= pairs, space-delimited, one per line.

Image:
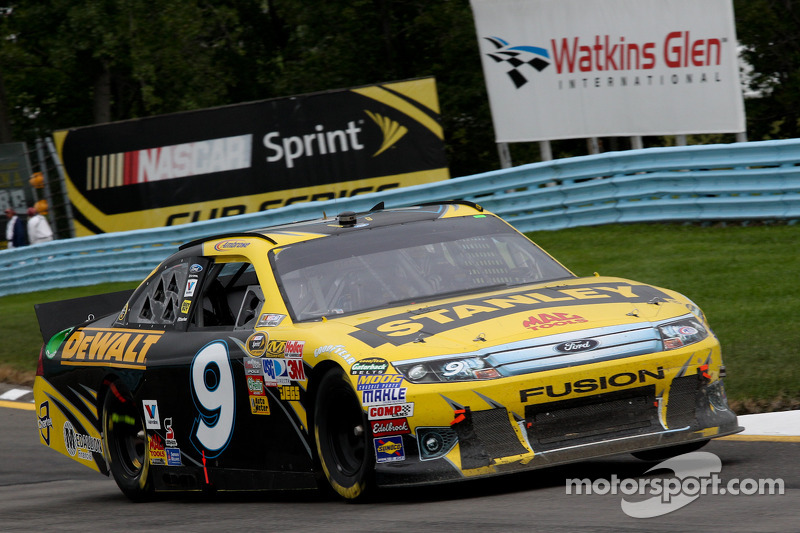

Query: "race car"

xmin=33 ymin=201 xmax=741 ymax=501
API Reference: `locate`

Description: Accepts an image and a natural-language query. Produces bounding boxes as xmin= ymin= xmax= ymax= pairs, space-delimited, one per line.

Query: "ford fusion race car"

xmin=33 ymin=201 xmax=741 ymax=501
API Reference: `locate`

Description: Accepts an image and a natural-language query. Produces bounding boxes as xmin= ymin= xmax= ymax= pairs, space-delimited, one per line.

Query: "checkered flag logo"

xmin=484 ymin=36 xmax=550 ymax=88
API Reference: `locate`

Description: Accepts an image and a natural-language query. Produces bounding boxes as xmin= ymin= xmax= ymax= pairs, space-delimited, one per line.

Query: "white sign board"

xmin=470 ymin=0 xmax=745 ymax=142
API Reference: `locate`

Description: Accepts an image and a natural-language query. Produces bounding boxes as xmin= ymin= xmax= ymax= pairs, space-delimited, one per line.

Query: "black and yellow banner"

xmin=54 ymin=77 xmax=449 ymax=235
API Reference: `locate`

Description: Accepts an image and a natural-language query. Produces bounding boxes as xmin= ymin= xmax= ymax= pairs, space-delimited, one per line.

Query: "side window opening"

xmin=192 ymin=260 xmax=263 ymax=330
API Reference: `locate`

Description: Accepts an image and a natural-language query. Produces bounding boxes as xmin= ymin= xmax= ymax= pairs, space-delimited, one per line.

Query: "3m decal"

xmin=519 ymin=367 xmax=665 ymax=402
xmin=143 ymin=400 xmax=160 ymax=429
xmin=368 ymin=402 xmax=414 ymax=420
xmin=349 ymin=283 xmax=671 ymax=347
xmin=190 ymin=341 xmax=236 ymax=457
xmin=262 ymin=358 xmax=307 ymax=386
xmin=371 ymin=418 xmax=411 ymax=437
xmin=59 ymin=328 xmax=163 ymax=368
xmin=374 ymin=436 xmax=405 ymax=463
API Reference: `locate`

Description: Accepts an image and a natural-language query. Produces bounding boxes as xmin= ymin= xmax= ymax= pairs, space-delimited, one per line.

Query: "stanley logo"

xmin=60 ymin=327 xmax=163 ymax=368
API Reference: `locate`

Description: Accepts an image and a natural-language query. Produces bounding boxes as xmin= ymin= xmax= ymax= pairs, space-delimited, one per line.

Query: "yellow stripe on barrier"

xmin=0 ymin=400 xmax=35 ymax=411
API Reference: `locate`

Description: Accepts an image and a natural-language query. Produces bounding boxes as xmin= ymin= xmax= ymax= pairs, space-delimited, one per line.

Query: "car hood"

xmin=335 ymin=276 xmax=696 ymax=357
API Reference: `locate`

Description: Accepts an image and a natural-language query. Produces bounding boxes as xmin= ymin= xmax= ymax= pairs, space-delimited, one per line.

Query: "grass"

xmin=1 ymin=222 xmax=797 ymax=412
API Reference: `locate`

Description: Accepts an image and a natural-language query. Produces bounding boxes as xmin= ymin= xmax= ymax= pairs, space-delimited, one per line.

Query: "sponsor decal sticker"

xmin=357 ymin=374 xmax=404 ymax=391
xmin=143 ymin=400 xmax=160 ymax=429
xmin=181 ymin=300 xmax=191 ymax=314
xmin=349 ymin=283 xmax=671 ymax=347
xmin=284 ymin=340 xmax=304 ymax=358
xmin=279 ymin=385 xmax=301 ymax=401
xmin=247 ymin=375 xmax=266 ymax=396
xmin=59 ymin=327 xmax=163 ymax=368
xmin=257 ymin=313 xmax=285 ymax=327
xmin=351 ymin=357 xmax=389 ymax=375
xmin=63 ymin=420 xmax=102 ymax=461
xmin=164 ymin=417 xmax=178 ymax=448
xmin=374 ymin=436 xmax=405 ymax=463
xmin=189 ymin=264 xmax=203 ymax=274
xmin=243 ymin=358 xmax=262 ymax=375
xmin=368 ymin=402 xmax=414 ymax=420
xmin=213 ymin=239 xmax=251 ymax=251
xmin=524 ymin=312 xmax=588 ymax=331
xmin=38 ymin=401 xmax=53 ymax=446
xmin=371 ymin=418 xmax=411 ymax=437
xmin=166 ymin=448 xmax=182 ymax=466
xmin=149 ymin=434 xmax=167 ymax=465
xmin=249 ymin=395 xmax=271 ymax=415
xmin=184 ymin=279 xmax=198 ymax=297
xmin=519 ymin=367 xmax=665 ymax=402
xmin=247 ymin=332 xmax=268 ymax=357
xmin=362 ymin=387 xmax=408 ymax=406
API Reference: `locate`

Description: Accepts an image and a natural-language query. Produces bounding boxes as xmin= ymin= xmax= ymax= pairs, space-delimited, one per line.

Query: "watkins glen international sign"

xmin=470 ymin=0 xmax=745 ymax=142
xmin=54 ymin=77 xmax=448 ymax=235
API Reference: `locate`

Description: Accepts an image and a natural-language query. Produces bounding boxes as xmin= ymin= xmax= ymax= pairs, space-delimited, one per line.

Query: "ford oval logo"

xmin=555 ymin=339 xmax=600 ymax=353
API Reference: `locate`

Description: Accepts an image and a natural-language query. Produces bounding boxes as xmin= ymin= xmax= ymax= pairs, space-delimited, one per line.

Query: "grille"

xmin=666 ymin=375 xmax=699 ymax=429
xmin=525 ymin=386 xmax=658 ymax=451
xmin=471 ymin=408 xmax=529 ymax=459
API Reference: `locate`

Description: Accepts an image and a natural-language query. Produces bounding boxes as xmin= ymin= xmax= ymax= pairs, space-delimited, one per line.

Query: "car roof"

xmin=178 ymin=200 xmax=486 ymax=251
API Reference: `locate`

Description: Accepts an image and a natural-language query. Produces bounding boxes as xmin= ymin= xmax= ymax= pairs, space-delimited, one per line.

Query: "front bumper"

xmin=373 ymin=345 xmax=741 ymax=487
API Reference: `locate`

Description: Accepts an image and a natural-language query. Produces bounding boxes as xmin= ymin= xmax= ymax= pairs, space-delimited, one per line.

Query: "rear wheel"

xmin=313 ymin=368 xmax=373 ymax=500
xmin=102 ymin=380 xmax=153 ymax=501
xmin=632 ymin=439 xmax=710 ymax=461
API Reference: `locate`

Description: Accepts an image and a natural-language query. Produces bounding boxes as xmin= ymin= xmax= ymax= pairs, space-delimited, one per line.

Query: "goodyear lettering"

xmin=314 ymin=344 xmax=356 ymax=365
xmin=60 ymin=328 xmax=162 ymax=367
xmin=350 ymin=282 xmax=672 ymax=348
xmin=519 ymin=367 xmax=665 ymax=402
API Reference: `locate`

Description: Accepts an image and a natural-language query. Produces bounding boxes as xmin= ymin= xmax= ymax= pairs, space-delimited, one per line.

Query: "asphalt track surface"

xmin=2 ymin=393 xmax=798 ymax=532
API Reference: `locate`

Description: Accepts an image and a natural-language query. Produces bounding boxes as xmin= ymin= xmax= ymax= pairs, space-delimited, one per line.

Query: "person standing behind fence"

xmin=26 ymin=206 xmax=53 ymax=244
xmin=4 ymin=208 xmax=28 ymax=248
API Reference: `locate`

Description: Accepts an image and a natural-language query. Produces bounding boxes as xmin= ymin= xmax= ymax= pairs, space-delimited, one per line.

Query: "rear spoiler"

xmin=34 ymin=290 xmax=134 ymax=343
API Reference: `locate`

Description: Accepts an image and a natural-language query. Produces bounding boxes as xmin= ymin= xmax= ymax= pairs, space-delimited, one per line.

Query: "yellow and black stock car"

xmin=33 ymin=201 xmax=741 ymax=501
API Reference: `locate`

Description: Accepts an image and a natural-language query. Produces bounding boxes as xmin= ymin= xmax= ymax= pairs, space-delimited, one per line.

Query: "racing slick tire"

xmin=313 ymin=368 xmax=374 ymax=500
xmin=102 ymin=380 xmax=153 ymax=501
xmin=631 ymin=439 xmax=710 ymax=461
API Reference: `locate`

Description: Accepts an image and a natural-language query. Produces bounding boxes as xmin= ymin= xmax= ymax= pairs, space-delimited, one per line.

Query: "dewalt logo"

xmin=60 ymin=327 xmax=163 ymax=368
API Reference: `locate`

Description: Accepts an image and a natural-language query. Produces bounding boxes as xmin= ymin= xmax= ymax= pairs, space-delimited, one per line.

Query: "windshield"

xmin=271 ymin=215 xmax=573 ymax=321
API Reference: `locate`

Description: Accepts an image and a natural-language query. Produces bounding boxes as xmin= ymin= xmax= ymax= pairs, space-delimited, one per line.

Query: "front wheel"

xmin=102 ymin=380 xmax=153 ymax=501
xmin=313 ymin=368 xmax=374 ymax=500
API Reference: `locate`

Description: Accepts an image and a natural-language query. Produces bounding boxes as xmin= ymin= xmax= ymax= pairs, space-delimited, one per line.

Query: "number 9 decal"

xmin=190 ymin=341 xmax=235 ymax=457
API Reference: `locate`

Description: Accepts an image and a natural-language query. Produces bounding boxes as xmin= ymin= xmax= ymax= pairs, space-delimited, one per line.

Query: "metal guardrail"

xmin=2 ymin=139 xmax=799 ymax=297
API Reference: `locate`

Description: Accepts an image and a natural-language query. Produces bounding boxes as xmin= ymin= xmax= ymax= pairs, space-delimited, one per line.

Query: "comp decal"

xmin=349 ymin=282 xmax=671 ymax=347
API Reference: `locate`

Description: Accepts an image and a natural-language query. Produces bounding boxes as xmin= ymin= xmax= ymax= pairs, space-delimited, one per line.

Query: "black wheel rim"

xmin=109 ymin=406 xmax=145 ymax=478
xmin=325 ymin=384 xmax=365 ymax=477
